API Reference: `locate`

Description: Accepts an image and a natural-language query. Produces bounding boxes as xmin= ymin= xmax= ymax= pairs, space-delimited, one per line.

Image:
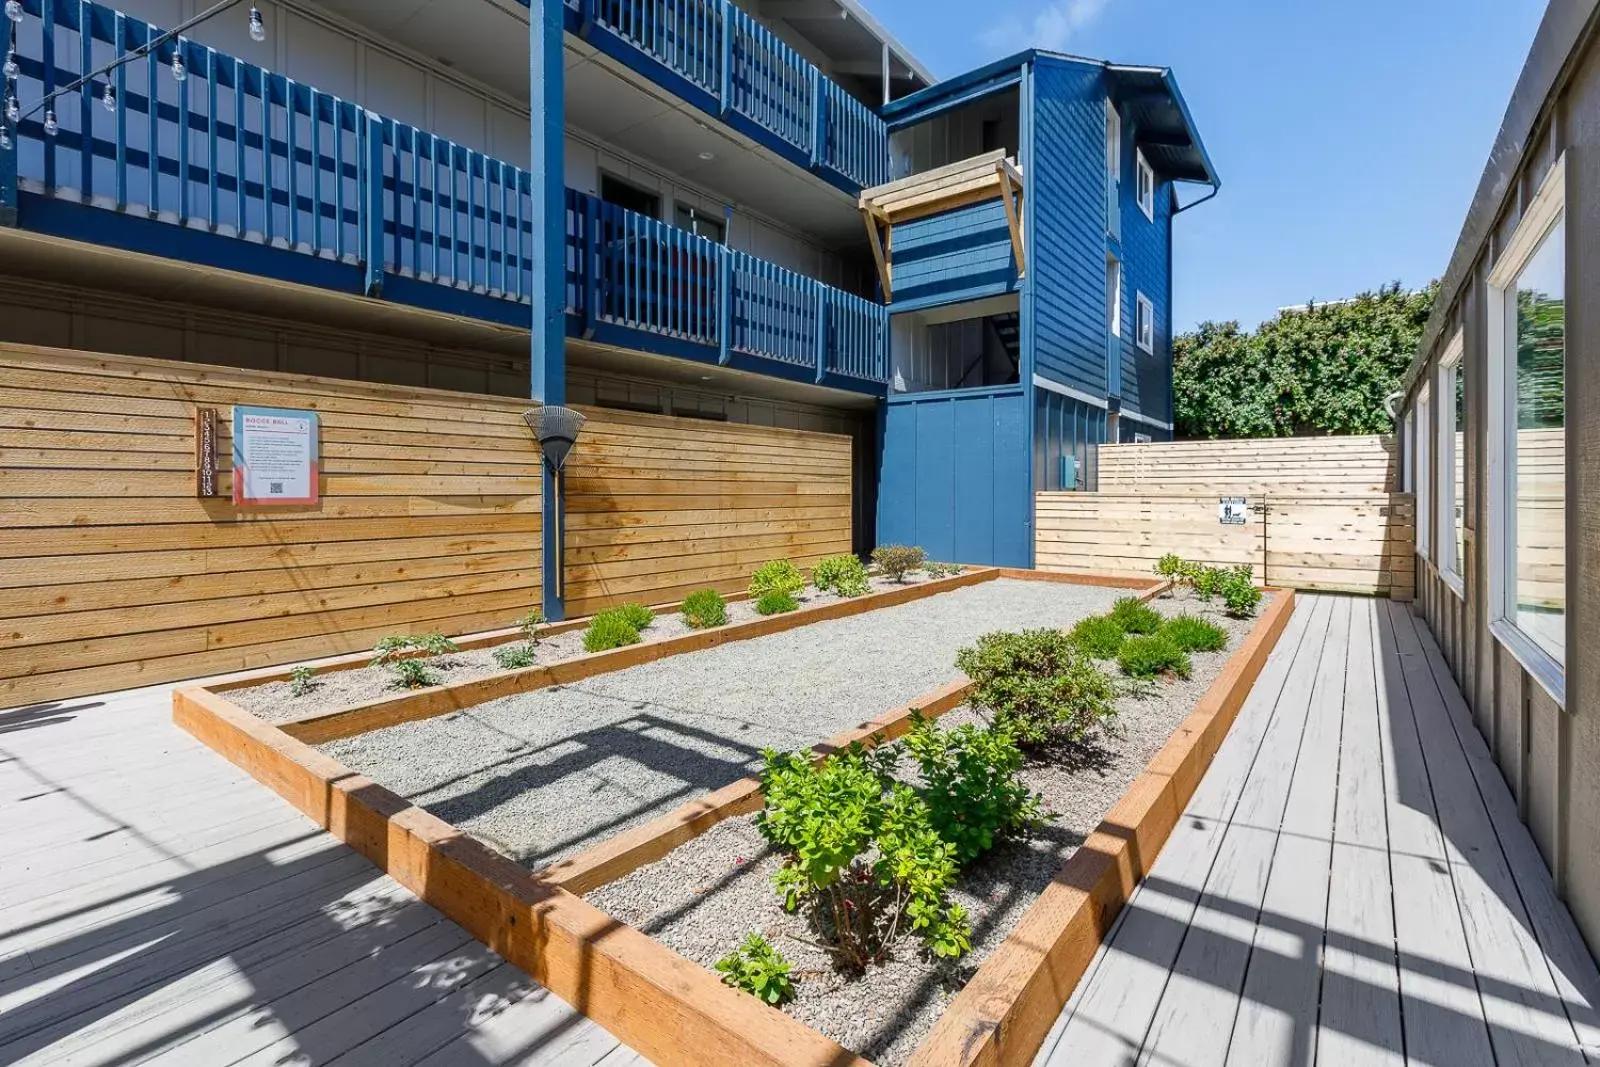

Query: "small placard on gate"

xmin=1218 ymin=497 xmax=1249 ymax=526
xmin=194 ymin=407 xmax=219 ymax=498
xmin=232 ymin=406 xmax=321 ymax=506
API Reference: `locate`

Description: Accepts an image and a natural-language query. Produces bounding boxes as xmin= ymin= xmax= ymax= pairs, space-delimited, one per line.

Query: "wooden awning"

xmin=858 ymin=149 xmax=1025 ymax=301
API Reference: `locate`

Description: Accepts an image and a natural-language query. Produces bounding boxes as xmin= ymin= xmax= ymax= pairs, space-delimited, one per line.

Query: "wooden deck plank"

xmin=1038 ymin=595 xmax=1328 ymax=1066
xmin=409 ymin=981 xmax=627 ymax=1067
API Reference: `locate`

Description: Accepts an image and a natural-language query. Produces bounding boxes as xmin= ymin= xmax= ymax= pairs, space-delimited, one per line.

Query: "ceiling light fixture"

xmin=698 ymin=150 xmax=715 ymax=161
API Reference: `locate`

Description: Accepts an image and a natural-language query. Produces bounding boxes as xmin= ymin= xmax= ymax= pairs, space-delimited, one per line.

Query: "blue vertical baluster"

xmin=41 ymin=4 xmax=55 ymax=192
xmin=233 ymin=58 xmax=245 ymax=234
xmin=285 ymin=81 xmax=299 ymax=249
xmin=409 ymin=128 xmax=421 ymax=276
xmin=429 ymin=135 xmax=441 ymax=280
xmin=260 ymin=73 xmax=272 ymax=243
xmin=467 ymin=150 xmax=477 ymax=290
xmin=333 ymin=99 xmax=346 ymax=260
xmin=448 ymin=142 xmax=460 ymax=286
xmin=146 ymin=28 xmax=159 ymax=212
xmin=206 ymin=48 xmax=218 ymax=228
xmin=176 ymin=40 xmax=189 ymax=225
xmin=113 ymin=12 xmax=126 ymax=210
xmin=309 ymin=91 xmax=323 ymax=253
xmin=78 ymin=1 xmax=92 ymax=202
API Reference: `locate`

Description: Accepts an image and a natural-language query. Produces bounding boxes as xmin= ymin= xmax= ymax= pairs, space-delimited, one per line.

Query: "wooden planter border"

xmin=173 ymin=571 xmax=1287 ymax=1067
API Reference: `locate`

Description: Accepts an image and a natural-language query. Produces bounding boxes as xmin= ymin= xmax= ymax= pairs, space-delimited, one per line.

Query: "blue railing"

xmin=569 ymin=0 xmax=889 ymax=189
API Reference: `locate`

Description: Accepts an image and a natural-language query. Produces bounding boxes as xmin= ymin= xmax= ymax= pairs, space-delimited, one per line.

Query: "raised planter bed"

xmin=173 ymin=570 xmax=1294 ymax=1067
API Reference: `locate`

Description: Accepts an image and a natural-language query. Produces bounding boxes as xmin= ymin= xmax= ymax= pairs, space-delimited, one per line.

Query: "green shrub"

xmin=515 ymin=610 xmax=544 ymax=644
xmin=1220 ymin=567 xmax=1263 ymax=617
xmin=584 ymin=610 xmax=642 ymax=653
xmin=902 ymin=716 xmax=1046 ymax=864
xmin=714 ymin=933 xmax=796 ymax=1006
xmin=756 ymin=590 xmax=799 ymax=616
xmin=812 ymin=554 xmax=870 ymax=597
xmin=1117 ymin=633 xmax=1193 ymax=680
xmin=925 ymin=561 xmax=964 ymax=579
xmin=1109 ymin=596 xmax=1163 ymax=635
xmin=757 ymin=746 xmax=969 ymax=967
xmin=1070 ymin=615 xmax=1127 ymax=659
xmin=289 ymin=665 xmax=317 ymax=698
xmin=617 ymin=602 xmax=655 ymax=631
xmin=682 ymin=589 xmax=728 ymax=629
xmin=388 ymin=658 xmax=439 ymax=689
xmin=955 ymin=630 xmax=1118 ymax=748
xmin=492 ymin=643 xmax=539 ymax=670
xmin=1155 ymin=553 xmax=1187 ymax=582
xmin=1190 ymin=564 xmax=1226 ymax=602
xmin=1162 ymin=613 xmax=1228 ymax=653
xmin=871 ymin=543 xmax=926 ymax=582
xmin=371 ymin=632 xmax=459 ymax=665
xmin=750 ymin=559 xmax=806 ymax=600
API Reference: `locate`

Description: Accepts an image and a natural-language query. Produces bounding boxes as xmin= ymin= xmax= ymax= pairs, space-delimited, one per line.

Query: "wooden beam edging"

xmin=997 ymin=568 xmax=1170 ymax=596
xmin=902 ymin=588 xmax=1297 ymax=1067
xmin=171 ymin=685 xmax=875 ymax=1067
xmin=270 ymin=568 xmax=1002 ymax=745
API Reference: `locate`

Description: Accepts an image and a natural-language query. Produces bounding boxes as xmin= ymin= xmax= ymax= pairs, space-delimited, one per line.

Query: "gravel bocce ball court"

xmin=319 ymin=577 xmax=1120 ymax=870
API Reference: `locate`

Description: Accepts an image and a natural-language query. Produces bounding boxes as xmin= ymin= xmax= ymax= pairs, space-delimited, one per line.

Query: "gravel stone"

xmin=587 ymin=592 xmax=1270 ymax=1065
xmin=318 ymin=578 xmax=1121 ymax=870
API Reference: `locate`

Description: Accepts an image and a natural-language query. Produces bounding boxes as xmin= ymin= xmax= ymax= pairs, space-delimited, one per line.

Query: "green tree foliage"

xmin=1173 ymin=283 xmax=1436 ymax=438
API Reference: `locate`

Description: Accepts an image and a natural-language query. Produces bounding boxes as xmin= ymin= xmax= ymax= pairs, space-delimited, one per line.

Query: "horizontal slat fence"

xmin=563 ymin=408 xmax=853 ymax=617
xmin=1098 ymin=434 xmax=1399 ymax=495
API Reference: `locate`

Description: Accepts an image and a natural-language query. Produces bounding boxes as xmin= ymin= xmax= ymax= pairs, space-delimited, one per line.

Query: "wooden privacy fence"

xmin=0 ymin=346 xmax=853 ymax=706
xmin=1039 ymin=435 xmax=1414 ymax=597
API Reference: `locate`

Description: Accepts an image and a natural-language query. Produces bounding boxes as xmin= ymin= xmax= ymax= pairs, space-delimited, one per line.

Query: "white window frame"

xmin=1135 ymin=292 xmax=1154 ymax=354
xmin=1135 ymin=150 xmax=1155 ymax=221
xmin=1402 ymin=409 xmax=1415 ymax=492
xmin=1416 ymin=383 xmax=1431 ymax=562
xmin=1107 ymin=257 xmax=1122 ymax=337
xmin=1106 ymin=101 xmax=1122 ymax=184
xmin=1437 ymin=330 xmax=1465 ymax=595
xmin=1486 ymin=153 xmax=1567 ymax=702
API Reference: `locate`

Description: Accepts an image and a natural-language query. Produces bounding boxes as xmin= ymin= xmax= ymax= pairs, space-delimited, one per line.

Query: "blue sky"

xmin=871 ymin=0 xmax=1547 ymax=331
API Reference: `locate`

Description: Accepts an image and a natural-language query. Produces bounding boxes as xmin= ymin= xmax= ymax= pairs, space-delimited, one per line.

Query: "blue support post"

xmin=814 ymin=281 xmax=827 ymax=384
xmin=0 ymin=15 xmax=13 ymax=227
xmin=809 ymin=67 xmax=823 ymax=170
xmin=718 ymin=0 xmax=732 ymax=114
xmin=582 ymin=192 xmax=599 ymax=338
xmin=361 ymin=112 xmax=384 ymax=296
xmin=717 ymin=245 xmax=732 ymax=366
xmin=532 ymin=0 xmax=568 ymax=622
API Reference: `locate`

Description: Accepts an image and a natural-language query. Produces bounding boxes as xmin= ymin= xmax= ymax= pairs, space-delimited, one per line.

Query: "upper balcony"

xmin=0 ymin=0 xmax=889 ymax=392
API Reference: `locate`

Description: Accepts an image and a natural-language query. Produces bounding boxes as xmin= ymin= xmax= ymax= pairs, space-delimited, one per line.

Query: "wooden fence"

xmin=0 ymin=346 xmax=853 ymax=706
xmin=1038 ymin=435 xmax=1414 ymax=597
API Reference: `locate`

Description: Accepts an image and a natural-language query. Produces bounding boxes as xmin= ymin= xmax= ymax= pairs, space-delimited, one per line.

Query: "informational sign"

xmin=194 ymin=407 xmax=219 ymax=498
xmin=232 ymin=406 xmax=320 ymax=506
xmin=1218 ymin=497 xmax=1249 ymax=526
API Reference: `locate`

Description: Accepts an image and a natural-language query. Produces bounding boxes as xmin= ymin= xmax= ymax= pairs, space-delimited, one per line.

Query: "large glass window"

xmin=1438 ymin=333 xmax=1465 ymax=588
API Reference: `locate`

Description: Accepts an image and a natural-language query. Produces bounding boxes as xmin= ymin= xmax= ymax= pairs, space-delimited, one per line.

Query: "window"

xmin=674 ymin=204 xmax=726 ymax=244
xmin=1438 ymin=331 xmax=1466 ymax=591
xmin=1107 ymin=257 xmax=1122 ymax=337
xmin=1135 ymin=150 xmax=1155 ymax=221
xmin=1416 ymin=383 xmax=1431 ymax=561
xmin=1488 ymin=155 xmax=1566 ymax=686
xmin=1135 ymin=292 xmax=1154 ymax=354
xmin=1402 ymin=410 xmax=1415 ymax=492
xmin=599 ymin=174 xmax=660 ymax=219
xmin=1133 ymin=432 xmax=1153 ymax=444
xmin=1105 ymin=102 xmax=1122 ymax=183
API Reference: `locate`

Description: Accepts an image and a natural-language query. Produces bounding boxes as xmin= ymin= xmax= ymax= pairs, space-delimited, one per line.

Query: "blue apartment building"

xmin=0 ymin=0 xmax=1216 ymax=603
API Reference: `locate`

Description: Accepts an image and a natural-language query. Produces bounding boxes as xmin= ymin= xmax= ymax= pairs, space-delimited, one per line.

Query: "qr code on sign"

xmin=269 ymin=482 xmax=284 ymax=495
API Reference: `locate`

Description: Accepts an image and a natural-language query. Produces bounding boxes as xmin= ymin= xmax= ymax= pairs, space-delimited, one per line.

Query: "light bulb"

xmin=4 ymin=1 xmax=23 ymax=24
xmin=3 ymin=49 xmax=17 ymax=80
xmin=170 ymin=49 xmax=186 ymax=83
xmin=0 ymin=125 xmax=11 ymax=151
xmin=102 ymin=82 xmax=116 ymax=112
xmin=4 ymin=95 xmax=18 ymax=124
xmin=248 ymin=6 xmax=266 ymax=43
xmin=43 ymin=107 xmax=57 ymax=136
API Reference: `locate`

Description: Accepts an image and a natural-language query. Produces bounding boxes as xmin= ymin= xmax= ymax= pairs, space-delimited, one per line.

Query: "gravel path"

xmin=232 ymin=575 xmax=940 ymax=723
xmin=587 ymin=593 xmax=1270 ymax=1065
xmin=319 ymin=578 xmax=1120 ymax=870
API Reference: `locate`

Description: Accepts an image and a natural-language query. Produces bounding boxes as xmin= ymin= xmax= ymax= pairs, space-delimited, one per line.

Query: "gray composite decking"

xmin=0 ymin=682 xmax=644 ymax=1067
xmin=1037 ymin=594 xmax=1600 ymax=1067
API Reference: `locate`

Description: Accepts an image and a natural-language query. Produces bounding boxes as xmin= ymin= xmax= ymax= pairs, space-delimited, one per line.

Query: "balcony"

xmin=0 ymin=0 xmax=888 ymax=390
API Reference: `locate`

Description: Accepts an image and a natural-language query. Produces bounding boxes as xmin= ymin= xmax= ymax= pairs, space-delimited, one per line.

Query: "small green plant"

xmin=1117 ymin=633 xmax=1193 ymax=680
xmin=515 ymin=610 xmax=544 ymax=644
xmin=1162 ymin=613 xmax=1228 ymax=653
xmin=584 ymin=610 xmax=642 ymax=653
xmin=617 ymin=602 xmax=655 ymax=631
xmin=924 ymin=561 xmax=963 ymax=579
xmin=1069 ymin=615 xmax=1127 ymax=659
xmin=902 ymin=716 xmax=1046 ymax=864
xmin=871 ymin=544 xmax=926 ymax=583
xmin=955 ymin=630 xmax=1118 ymax=748
xmin=1189 ymin=564 xmax=1227 ymax=602
xmin=1219 ymin=567 xmax=1263 ymax=618
xmin=1109 ymin=597 xmax=1164 ymax=635
xmin=682 ymin=588 xmax=729 ymax=629
xmin=389 ymin=658 xmax=439 ymax=689
xmin=289 ymin=666 xmax=317 ymax=698
xmin=812 ymin=554 xmax=870 ymax=597
xmin=492 ymin=643 xmax=539 ymax=670
xmin=756 ymin=590 xmax=799 ymax=615
xmin=1155 ymin=553 xmax=1187 ymax=582
xmin=750 ymin=559 xmax=806 ymax=600
xmin=714 ymin=933 xmax=796 ymax=1006
xmin=371 ymin=632 xmax=460 ymax=665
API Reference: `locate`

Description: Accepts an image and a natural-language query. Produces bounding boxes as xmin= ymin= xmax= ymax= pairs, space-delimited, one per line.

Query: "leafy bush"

xmin=750 ymin=559 xmax=806 ymax=600
xmin=1117 ymin=634 xmax=1193 ymax=680
xmin=955 ymin=629 xmax=1118 ymax=747
xmin=1219 ymin=567 xmax=1263 ymax=618
xmin=756 ymin=590 xmax=799 ymax=616
xmin=289 ymin=666 xmax=317 ymax=698
xmin=925 ymin=561 xmax=963 ymax=579
xmin=617 ymin=602 xmax=655 ymax=631
xmin=714 ymin=933 xmax=796 ymax=1005
xmin=372 ymin=632 xmax=459 ymax=665
xmin=871 ymin=544 xmax=926 ymax=582
xmin=812 ymin=554 xmax=870 ymax=598
xmin=388 ymin=658 xmax=439 ymax=689
xmin=584 ymin=610 xmax=642 ymax=653
xmin=682 ymin=589 xmax=728 ymax=629
xmin=1070 ymin=615 xmax=1127 ymax=659
xmin=515 ymin=610 xmax=544 ymax=644
xmin=902 ymin=716 xmax=1045 ymax=864
xmin=757 ymin=746 xmax=969 ymax=967
xmin=1109 ymin=596 xmax=1163 ymax=635
xmin=492 ymin=643 xmax=539 ymax=670
xmin=1155 ymin=553 xmax=1187 ymax=582
xmin=1162 ymin=613 xmax=1228 ymax=653
xmin=1190 ymin=565 xmax=1226 ymax=602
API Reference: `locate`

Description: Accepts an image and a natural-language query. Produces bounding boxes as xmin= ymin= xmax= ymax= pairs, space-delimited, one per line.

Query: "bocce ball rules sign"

xmin=232 ymin=406 xmax=320 ymax=506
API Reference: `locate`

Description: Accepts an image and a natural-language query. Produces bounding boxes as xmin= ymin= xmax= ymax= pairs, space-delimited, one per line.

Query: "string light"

xmin=0 ymin=125 xmax=10 ymax=150
xmin=5 ymin=1 xmax=23 ymax=24
xmin=42 ymin=107 xmax=56 ymax=136
xmin=170 ymin=44 xmax=186 ymax=83
xmin=102 ymin=82 xmax=116 ymax=112
xmin=4 ymin=94 xmax=17 ymax=124
xmin=3 ymin=47 xmax=17 ymax=81
xmin=248 ymin=5 xmax=266 ymax=43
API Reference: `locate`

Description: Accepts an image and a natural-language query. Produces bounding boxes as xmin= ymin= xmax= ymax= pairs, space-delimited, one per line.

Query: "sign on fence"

xmin=232 ymin=406 xmax=320 ymax=506
xmin=1218 ymin=497 xmax=1249 ymax=525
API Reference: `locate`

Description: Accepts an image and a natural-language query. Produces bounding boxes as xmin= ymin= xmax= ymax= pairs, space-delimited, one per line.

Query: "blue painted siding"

xmin=1027 ymin=57 xmax=1109 ymax=398
xmin=1032 ymin=388 xmax=1108 ymax=491
xmin=889 ymin=199 xmax=1018 ymax=311
xmin=1118 ymin=130 xmax=1175 ymax=426
xmin=878 ymin=388 xmax=1030 ymax=567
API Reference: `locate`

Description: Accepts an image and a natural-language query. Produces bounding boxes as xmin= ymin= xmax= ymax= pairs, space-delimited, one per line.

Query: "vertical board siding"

xmin=889 ymin=199 xmax=1018 ymax=308
xmin=1033 ymin=388 xmax=1107 ymax=491
xmin=562 ymin=407 xmax=853 ymax=616
xmin=1117 ymin=115 xmax=1174 ymax=423
xmin=0 ymin=344 xmax=543 ymax=707
xmin=878 ymin=389 xmax=1030 ymax=567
